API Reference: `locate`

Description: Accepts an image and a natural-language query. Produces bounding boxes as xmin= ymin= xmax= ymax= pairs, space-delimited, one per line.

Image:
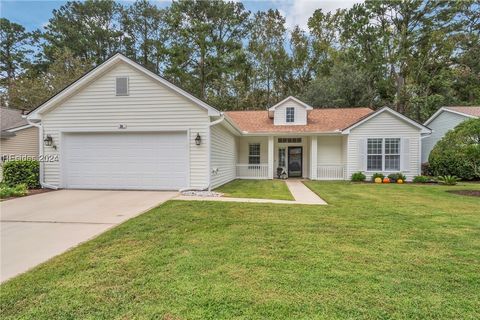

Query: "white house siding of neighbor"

xmin=27 ymin=53 xmax=432 ymax=191
xmin=421 ymin=106 xmax=480 ymax=163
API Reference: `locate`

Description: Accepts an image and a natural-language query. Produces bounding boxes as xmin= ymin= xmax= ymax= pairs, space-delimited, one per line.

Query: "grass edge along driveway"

xmin=1 ymin=182 xmax=479 ymax=319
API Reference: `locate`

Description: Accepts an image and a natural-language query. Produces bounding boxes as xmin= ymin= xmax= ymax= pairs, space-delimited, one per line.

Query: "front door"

xmin=288 ymin=146 xmax=302 ymax=177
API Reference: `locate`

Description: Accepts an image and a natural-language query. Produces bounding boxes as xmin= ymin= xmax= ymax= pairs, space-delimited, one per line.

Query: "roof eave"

xmin=425 ymin=107 xmax=478 ymax=125
xmin=240 ymin=130 xmax=343 ymax=136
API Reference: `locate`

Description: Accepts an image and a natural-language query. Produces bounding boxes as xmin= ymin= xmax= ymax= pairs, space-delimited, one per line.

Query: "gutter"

xmin=24 ymin=116 xmax=59 ymax=190
xmin=209 ymin=113 xmax=225 ymax=127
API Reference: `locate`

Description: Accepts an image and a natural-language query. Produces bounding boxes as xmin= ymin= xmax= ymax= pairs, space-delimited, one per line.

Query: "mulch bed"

xmin=1 ymin=188 xmax=54 ymax=202
xmin=447 ymin=190 xmax=480 ymax=197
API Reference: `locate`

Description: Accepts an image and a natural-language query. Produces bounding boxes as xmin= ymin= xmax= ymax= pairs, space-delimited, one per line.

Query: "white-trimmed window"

xmin=367 ymin=138 xmax=401 ymax=171
xmin=248 ymin=143 xmax=260 ymax=165
xmin=278 ymin=147 xmax=286 ymax=167
xmin=367 ymin=138 xmax=383 ymax=171
xmin=385 ymin=138 xmax=400 ymax=171
xmin=286 ymin=107 xmax=295 ymax=123
xmin=116 ymin=76 xmax=129 ymax=96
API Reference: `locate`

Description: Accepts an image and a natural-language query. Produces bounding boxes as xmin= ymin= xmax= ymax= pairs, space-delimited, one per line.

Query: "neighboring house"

xmin=1 ymin=108 xmax=39 ymax=179
xmin=27 ymin=53 xmax=431 ymax=190
xmin=422 ymin=106 xmax=480 ymax=163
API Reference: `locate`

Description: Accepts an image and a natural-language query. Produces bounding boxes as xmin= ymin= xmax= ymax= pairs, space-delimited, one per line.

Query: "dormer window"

xmin=268 ymin=96 xmax=312 ymax=125
xmin=286 ymin=107 xmax=295 ymax=123
xmin=116 ymin=77 xmax=129 ymax=96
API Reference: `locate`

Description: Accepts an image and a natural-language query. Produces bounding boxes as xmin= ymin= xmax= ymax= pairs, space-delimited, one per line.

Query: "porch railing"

xmin=317 ymin=165 xmax=345 ymax=180
xmin=236 ymin=163 xmax=269 ymax=179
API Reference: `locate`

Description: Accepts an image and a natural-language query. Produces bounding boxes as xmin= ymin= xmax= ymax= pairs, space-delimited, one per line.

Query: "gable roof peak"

xmin=268 ymin=96 xmax=313 ymax=111
xmin=342 ymin=106 xmax=431 ymax=134
xmin=424 ymin=106 xmax=480 ymax=125
xmin=27 ymin=52 xmax=220 ymax=119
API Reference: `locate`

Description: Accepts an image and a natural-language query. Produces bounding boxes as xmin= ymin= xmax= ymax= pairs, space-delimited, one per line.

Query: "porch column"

xmin=268 ymin=136 xmax=274 ymax=179
xmin=310 ymin=136 xmax=318 ymax=180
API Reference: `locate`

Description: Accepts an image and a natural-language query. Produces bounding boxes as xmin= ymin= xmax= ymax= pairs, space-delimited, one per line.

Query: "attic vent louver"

xmin=116 ymin=77 xmax=129 ymax=96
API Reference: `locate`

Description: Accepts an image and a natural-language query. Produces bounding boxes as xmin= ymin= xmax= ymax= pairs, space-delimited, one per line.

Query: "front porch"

xmin=234 ymin=135 xmax=347 ymax=180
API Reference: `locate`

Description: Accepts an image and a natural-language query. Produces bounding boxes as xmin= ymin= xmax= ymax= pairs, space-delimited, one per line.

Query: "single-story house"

xmin=421 ymin=106 xmax=480 ymax=163
xmin=27 ymin=53 xmax=431 ymax=190
xmin=1 ymin=108 xmax=39 ymax=179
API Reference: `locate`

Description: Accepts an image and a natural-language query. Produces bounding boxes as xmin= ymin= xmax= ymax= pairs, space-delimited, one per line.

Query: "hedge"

xmin=2 ymin=160 xmax=40 ymax=188
xmin=428 ymin=118 xmax=480 ymax=180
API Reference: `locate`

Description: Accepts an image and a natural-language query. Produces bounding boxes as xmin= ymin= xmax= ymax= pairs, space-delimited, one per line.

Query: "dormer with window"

xmin=268 ymin=96 xmax=313 ymax=125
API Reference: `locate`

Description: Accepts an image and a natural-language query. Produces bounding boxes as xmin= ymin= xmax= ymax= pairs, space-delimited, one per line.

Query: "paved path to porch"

xmin=175 ymin=180 xmax=327 ymax=205
xmin=285 ymin=180 xmax=327 ymax=205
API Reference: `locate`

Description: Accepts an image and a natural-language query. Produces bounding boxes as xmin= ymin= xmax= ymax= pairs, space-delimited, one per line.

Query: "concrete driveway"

xmin=0 ymin=190 xmax=177 ymax=282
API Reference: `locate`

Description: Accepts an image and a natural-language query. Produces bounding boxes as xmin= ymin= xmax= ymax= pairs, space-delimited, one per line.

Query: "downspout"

xmin=207 ymin=114 xmax=225 ymax=191
xmin=25 ymin=117 xmax=59 ymax=189
xmin=179 ymin=113 xmax=225 ymax=193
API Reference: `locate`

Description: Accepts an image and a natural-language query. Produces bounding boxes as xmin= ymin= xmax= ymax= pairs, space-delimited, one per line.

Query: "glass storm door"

xmin=288 ymin=146 xmax=302 ymax=177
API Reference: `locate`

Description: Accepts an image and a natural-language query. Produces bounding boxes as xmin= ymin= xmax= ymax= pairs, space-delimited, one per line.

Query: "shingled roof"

xmin=225 ymin=108 xmax=374 ymax=133
xmin=1 ymin=108 xmax=29 ymax=131
xmin=444 ymin=106 xmax=480 ymax=118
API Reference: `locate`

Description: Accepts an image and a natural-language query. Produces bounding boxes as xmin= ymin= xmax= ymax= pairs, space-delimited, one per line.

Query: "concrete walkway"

xmin=175 ymin=180 xmax=326 ymax=205
xmin=285 ymin=180 xmax=326 ymax=204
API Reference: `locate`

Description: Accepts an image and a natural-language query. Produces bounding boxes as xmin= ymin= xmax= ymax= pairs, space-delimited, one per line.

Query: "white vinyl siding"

xmin=273 ymin=100 xmax=307 ymax=125
xmin=347 ymin=111 xmax=421 ymax=181
xmin=317 ymin=136 xmax=343 ymax=165
xmin=41 ymin=62 xmax=210 ymax=189
xmin=210 ymin=124 xmax=237 ymax=189
xmin=238 ymin=137 xmax=268 ymax=164
xmin=421 ymin=111 xmax=470 ymax=163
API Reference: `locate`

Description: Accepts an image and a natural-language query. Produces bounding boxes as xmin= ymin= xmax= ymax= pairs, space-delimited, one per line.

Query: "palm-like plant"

xmin=436 ymin=175 xmax=461 ymax=186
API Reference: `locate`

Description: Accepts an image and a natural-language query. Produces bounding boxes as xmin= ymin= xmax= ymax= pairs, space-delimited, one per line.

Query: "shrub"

xmin=371 ymin=173 xmax=384 ymax=182
xmin=387 ymin=173 xmax=406 ymax=182
xmin=0 ymin=184 xmax=28 ymax=199
xmin=421 ymin=162 xmax=433 ymax=176
xmin=351 ymin=171 xmax=366 ymax=182
xmin=413 ymin=175 xmax=431 ymax=183
xmin=2 ymin=160 xmax=40 ymax=188
xmin=437 ymin=175 xmax=461 ymax=185
xmin=429 ymin=118 xmax=480 ymax=180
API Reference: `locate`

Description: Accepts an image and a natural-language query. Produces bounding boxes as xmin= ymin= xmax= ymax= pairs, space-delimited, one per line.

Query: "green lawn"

xmin=215 ymin=179 xmax=294 ymax=200
xmin=1 ymin=182 xmax=479 ymax=319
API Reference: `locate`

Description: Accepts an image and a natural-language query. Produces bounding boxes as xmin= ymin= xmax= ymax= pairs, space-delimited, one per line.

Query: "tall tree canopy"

xmin=1 ymin=0 xmax=479 ymax=120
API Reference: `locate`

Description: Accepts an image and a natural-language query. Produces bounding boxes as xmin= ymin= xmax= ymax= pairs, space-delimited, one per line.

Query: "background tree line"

xmin=1 ymin=0 xmax=479 ymax=121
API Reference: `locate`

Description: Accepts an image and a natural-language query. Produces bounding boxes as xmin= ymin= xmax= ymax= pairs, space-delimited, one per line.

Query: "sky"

xmin=0 ymin=0 xmax=363 ymax=32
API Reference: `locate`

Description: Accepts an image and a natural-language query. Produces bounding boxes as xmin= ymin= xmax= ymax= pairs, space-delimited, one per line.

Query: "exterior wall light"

xmin=44 ymin=135 xmax=53 ymax=147
xmin=195 ymin=133 xmax=201 ymax=145
xmin=43 ymin=135 xmax=57 ymax=149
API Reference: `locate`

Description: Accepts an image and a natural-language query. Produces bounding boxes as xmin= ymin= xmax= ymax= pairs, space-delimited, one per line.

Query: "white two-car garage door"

xmin=63 ymin=132 xmax=188 ymax=190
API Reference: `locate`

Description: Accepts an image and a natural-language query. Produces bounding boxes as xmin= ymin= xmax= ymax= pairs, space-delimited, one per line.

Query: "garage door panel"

xmin=63 ymin=132 xmax=188 ymax=190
